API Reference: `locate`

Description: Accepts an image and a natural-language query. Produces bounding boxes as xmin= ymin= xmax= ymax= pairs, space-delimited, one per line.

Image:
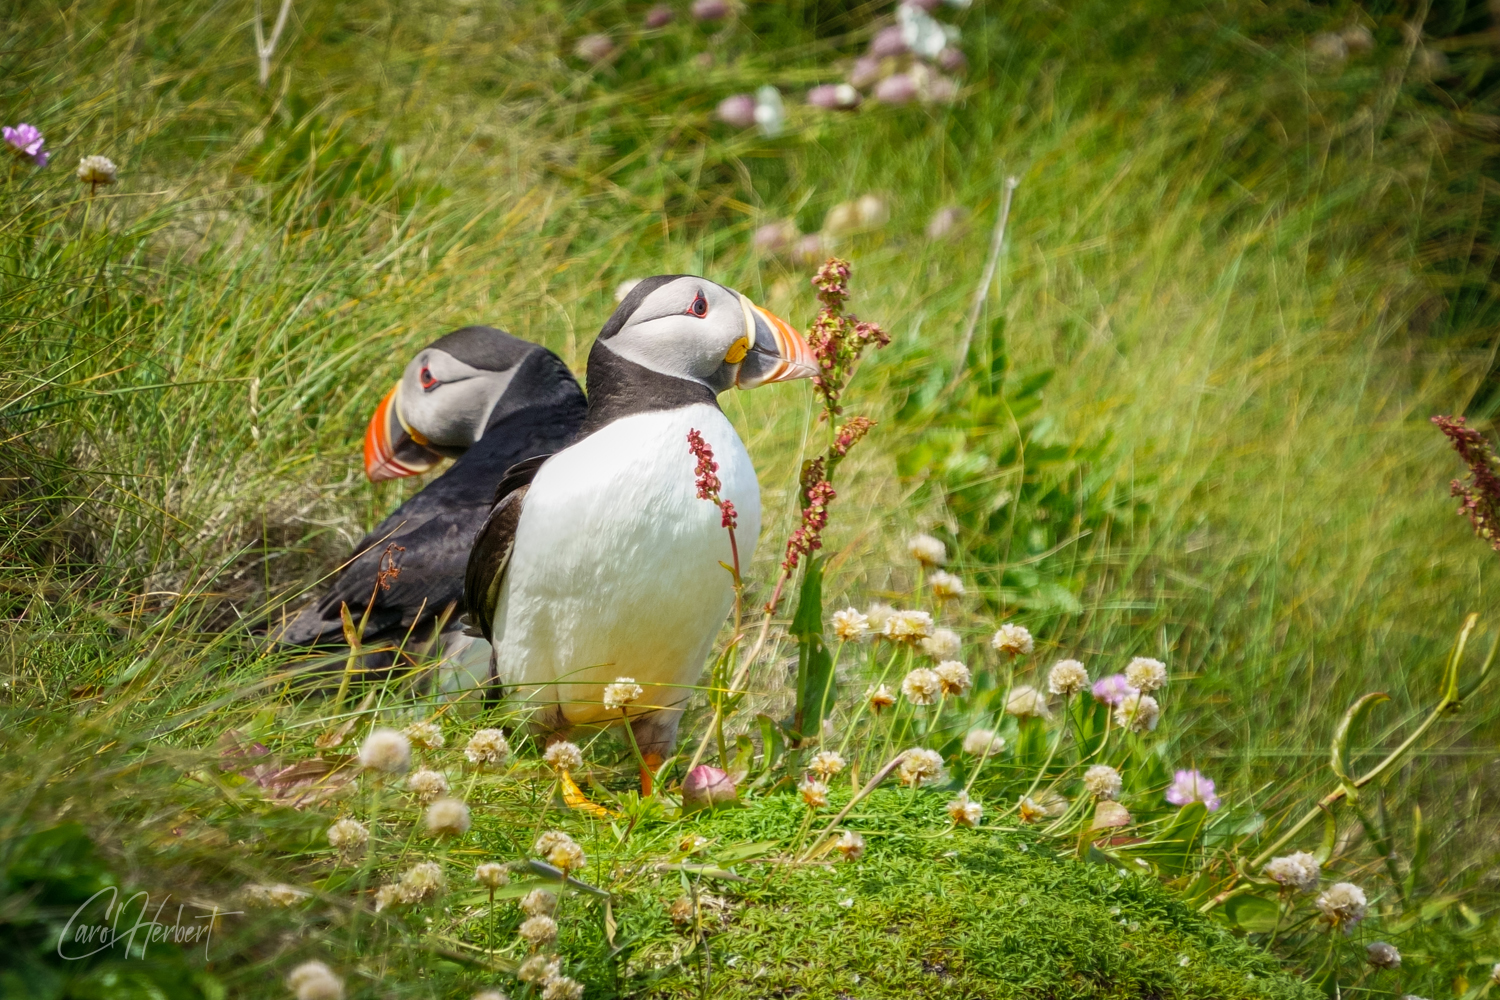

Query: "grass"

xmin=5 ymin=0 xmax=1500 ymax=996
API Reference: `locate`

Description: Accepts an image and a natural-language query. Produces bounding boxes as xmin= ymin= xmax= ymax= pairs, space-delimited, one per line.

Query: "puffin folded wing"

xmin=463 ymin=454 xmax=550 ymax=644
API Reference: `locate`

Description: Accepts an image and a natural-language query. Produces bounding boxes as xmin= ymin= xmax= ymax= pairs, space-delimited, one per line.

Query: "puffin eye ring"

xmin=687 ymin=291 xmax=709 ymax=318
xmin=419 ymin=365 xmax=440 ymax=392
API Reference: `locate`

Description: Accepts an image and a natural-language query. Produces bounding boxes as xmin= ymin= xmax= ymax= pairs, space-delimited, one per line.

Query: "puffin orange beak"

xmin=735 ymin=298 xmax=818 ymax=388
xmin=364 ymin=385 xmax=443 ymax=482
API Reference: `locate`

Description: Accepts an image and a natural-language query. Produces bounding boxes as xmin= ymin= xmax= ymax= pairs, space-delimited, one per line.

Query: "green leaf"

xmin=1330 ymin=691 xmax=1389 ymax=794
xmin=1403 ymin=804 xmax=1429 ymax=902
xmin=791 ymin=557 xmax=836 ymax=739
xmin=1137 ymin=802 xmax=1208 ymax=877
xmin=1224 ymin=893 xmax=1281 ymax=934
xmin=755 ymin=714 xmax=785 ymax=777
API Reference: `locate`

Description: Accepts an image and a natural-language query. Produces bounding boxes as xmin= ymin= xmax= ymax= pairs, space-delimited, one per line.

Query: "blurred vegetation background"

xmin=5 ymin=0 xmax=1500 ymax=996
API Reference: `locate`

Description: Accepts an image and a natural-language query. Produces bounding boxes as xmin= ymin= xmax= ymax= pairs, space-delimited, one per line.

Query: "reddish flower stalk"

xmin=1432 ymin=415 xmax=1500 ymax=551
xmin=688 ymin=429 xmax=741 ymax=578
xmin=806 ymin=259 xmax=890 ymax=418
xmin=782 ymin=476 xmax=836 ymax=573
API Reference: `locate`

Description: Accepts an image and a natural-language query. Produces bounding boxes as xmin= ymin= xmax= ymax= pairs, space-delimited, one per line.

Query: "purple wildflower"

xmin=807 ymin=83 xmax=860 ymax=110
xmin=716 ymin=94 xmax=757 ymax=129
xmin=869 ymin=26 xmax=908 ymax=58
xmin=3 ymin=123 xmax=48 ymax=166
xmin=849 ymin=56 xmax=882 ymax=89
xmin=691 ymin=0 xmax=729 ymax=21
xmin=873 ymin=74 xmax=918 ymax=105
xmin=644 ymin=4 xmax=675 ymax=27
xmin=1091 ymin=674 xmax=1137 ymax=706
xmin=936 ymin=47 xmax=967 ymax=73
xmin=1164 ymin=769 xmax=1221 ymax=811
xmin=1432 ymin=415 xmax=1500 ymax=551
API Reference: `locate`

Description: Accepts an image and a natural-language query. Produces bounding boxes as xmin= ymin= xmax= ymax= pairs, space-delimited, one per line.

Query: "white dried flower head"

xmin=399 ymin=860 xmax=446 ymax=903
xmin=518 ymin=954 xmax=561 ymax=983
xmin=373 ymin=883 xmax=402 ymax=912
xmin=475 ymin=862 xmax=510 ymax=890
xmin=883 ymin=609 xmax=934 ymax=644
xmin=425 ymin=797 xmax=471 ymax=838
xmin=602 ymin=677 xmax=643 ymax=710
xmin=242 ymin=882 xmax=310 ymax=907
xmin=518 ymin=915 xmax=559 ymax=947
xmin=835 ymin=830 xmax=865 ymax=860
xmin=947 ymin=792 xmax=983 ymax=827
xmin=358 ymin=727 xmax=411 ymax=774
xmin=1366 ymin=942 xmax=1401 ymax=970
xmin=808 ymin=751 xmax=846 ymax=778
xmin=543 ymin=741 xmax=584 ymax=772
xmin=535 ymin=830 xmax=587 ymax=871
xmin=76 ymin=155 xmax=117 ymax=186
xmin=521 ymin=888 xmax=558 ymax=917
xmin=287 ymin=960 xmax=343 ymax=1000
xmin=1124 ymin=657 xmax=1167 ymax=692
xmin=464 ymin=728 xmax=510 ymax=766
xmin=541 ymin=977 xmax=584 ymax=1000
xmin=831 ymin=607 xmax=870 ymax=642
xmin=1114 ymin=692 xmax=1160 ymax=733
xmin=403 ymin=720 xmax=445 ymax=749
xmin=1491 ymin=963 xmax=1500 ymax=985
xmin=991 ymin=623 xmax=1034 ymax=656
xmin=928 ymin=570 xmax=965 ymax=600
xmin=908 ymin=533 xmax=947 ymax=566
xmin=934 ymin=661 xmax=972 ymax=696
xmin=407 ymin=768 xmax=450 ymax=803
xmin=1264 ymin=851 xmax=1321 ymax=893
xmin=1005 ymin=685 xmax=1052 ymax=720
xmin=1017 ymin=795 xmax=1046 ymax=823
xmin=1036 ymin=790 xmax=1069 ymax=816
xmin=326 ymin=818 xmax=368 ymax=857
xmin=920 ymin=628 xmax=962 ymax=660
xmin=1091 ymin=800 xmax=1132 ymax=830
xmin=865 ymin=603 xmax=896 ymax=631
xmin=1047 ymin=659 xmax=1090 ymax=696
xmin=961 ymin=728 xmax=1004 ymax=756
xmin=1083 ymin=764 xmax=1123 ymax=801
xmin=1315 ymin=882 xmax=1368 ymax=930
xmin=869 ymin=685 xmax=896 ymax=711
xmin=473 ymin=991 xmax=509 ymax=1000
xmin=799 ymin=777 xmax=829 ymax=808
xmin=901 ymin=667 xmax=942 ymax=705
xmin=897 ymin=747 xmax=945 ymax=787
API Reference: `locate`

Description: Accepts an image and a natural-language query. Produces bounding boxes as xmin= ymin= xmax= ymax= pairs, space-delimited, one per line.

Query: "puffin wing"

xmin=463 ymin=454 xmax=551 ymax=643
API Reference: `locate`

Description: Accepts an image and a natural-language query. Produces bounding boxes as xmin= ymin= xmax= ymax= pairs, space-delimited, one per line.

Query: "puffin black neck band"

xmin=580 ymin=339 xmax=718 ymax=436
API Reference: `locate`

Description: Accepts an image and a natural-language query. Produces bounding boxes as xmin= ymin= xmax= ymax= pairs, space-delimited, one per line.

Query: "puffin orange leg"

xmin=640 ymin=752 xmax=664 ymax=797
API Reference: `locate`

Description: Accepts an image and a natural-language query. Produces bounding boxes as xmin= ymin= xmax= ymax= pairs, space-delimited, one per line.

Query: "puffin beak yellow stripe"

xmin=363 ymin=383 xmax=443 ymax=482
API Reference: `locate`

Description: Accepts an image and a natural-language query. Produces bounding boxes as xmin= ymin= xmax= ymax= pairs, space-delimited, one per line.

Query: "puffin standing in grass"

xmin=278 ymin=326 xmax=586 ymax=690
xmin=464 ymin=276 xmax=814 ymax=787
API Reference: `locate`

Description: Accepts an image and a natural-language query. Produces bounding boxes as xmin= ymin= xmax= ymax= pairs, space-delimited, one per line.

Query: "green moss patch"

xmin=621 ymin=791 xmax=1313 ymax=1000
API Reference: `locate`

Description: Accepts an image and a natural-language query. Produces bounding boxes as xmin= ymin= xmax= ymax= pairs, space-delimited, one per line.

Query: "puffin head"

xmin=596 ymin=275 xmax=815 ymax=392
xmin=364 ymin=326 xmax=542 ymax=482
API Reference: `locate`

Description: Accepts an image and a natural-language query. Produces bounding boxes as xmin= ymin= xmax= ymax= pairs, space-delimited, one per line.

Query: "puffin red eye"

xmin=688 ymin=291 xmax=709 ymax=318
xmin=419 ymin=365 xmax=440 ymax=391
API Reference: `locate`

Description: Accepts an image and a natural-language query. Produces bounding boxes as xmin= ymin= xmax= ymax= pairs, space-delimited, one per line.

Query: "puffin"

xmin=464 ymin=276 xmax=814 ymax=785
xmin=278 ymin=325 xmax=586 ymax=691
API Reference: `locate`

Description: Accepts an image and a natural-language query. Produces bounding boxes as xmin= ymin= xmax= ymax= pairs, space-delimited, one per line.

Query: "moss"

xmin=626 ymin=790 xmax=1314 ymax=1000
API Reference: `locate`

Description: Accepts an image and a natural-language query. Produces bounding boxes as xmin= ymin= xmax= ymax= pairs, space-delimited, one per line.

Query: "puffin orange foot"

xmin=640 ymin=752 xmax=664 ymax=797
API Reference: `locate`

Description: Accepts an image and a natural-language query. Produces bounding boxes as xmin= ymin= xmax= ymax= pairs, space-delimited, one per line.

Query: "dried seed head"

xmin=1004 ymin=685 xmax=1051 ymax=720
xmin=425 ymin=797 xmax=471 ymax=838
xmin=947 ymin=792 xmax=982 ymax=827
xmin=920 ymin=627 xmax=962 ymax=660
xmin=407 ymin=768 xmax=450 ymax=803
xmin=1114 ymin=692 xmax=1159 ymax=733
xmin=831 ymin=607 xmax=870 ymax=642
xmin=518 ymin=915 xmax=559 ymax=948
xmin=326 ymin=818 xmax=369 ymax=857
xmin=1264 ymin=852 xmax=1321 ymax=893
xmin=464 ymin=728 xmax=511 ymax=766
xmin=1047 ymin=659 xmax=1090 ymax=697
xmin=901 ymin=667 xmax=941 ymax=705
xmin=897 ymin=748 xmax=944 ymax=787
xmin=403 ymin=720 xmax=445 ymax=749
xmin=1366 ymin=942 xmax=1401 ymax=970
xmin=543 ymin=741 xmax=584 ymax=772
xmin=602 ymin=677 xmax=644 ymax=711
xmin=934 ymin=660 xmax=971 ymax=696
xmin=475 ymin=862 xmax=510 ymax=890
xmin=928 ymin=570 xmax=965 ymax=600
xmin=808 ymin=751 xmax=847 ymax=778
xmin=1124 ymin=657 xmax=1167 ymax=692
xmin=1315 ymin=882 xmax=1368 ymax=931
xmin=908 ymin=533 xmax=947 ymax=566
xmin=287 ymin=960 xmax=344 ymax=1000
xmin=799 ymin=777 xmax=830 ymax=808
xmin=521 ymin=888 xmax=558 ymax=917
xmin=1083 ymin=764 xmax=1123 ymax=801
xmin=991 ymin=623 xmax=1034 ymax=657
xmin=961 ymin=728 xmax=1004 ymax=756
xmin=358 ymin=728 xmax=412 ymax=774
xmin=835 ymin=830 xmax=865 ymax=860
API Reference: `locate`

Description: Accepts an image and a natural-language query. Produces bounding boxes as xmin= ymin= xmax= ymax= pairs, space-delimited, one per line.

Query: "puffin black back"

xmin=275 ymin=343 xmax=585 ymax=657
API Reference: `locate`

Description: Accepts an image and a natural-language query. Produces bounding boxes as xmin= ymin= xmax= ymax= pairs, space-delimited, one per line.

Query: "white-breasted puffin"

xmin=463 ymin=276 xmax=814 ymax=782
xmin=278 ymin=326 xmax=586 ymax=688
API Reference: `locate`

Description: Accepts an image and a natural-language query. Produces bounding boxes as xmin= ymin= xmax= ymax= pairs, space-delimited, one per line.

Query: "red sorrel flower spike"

xmin=687 ymin=429 xmax=737 ymax=530
xmin=1433 ymin=415 xmax=1500 ymax=551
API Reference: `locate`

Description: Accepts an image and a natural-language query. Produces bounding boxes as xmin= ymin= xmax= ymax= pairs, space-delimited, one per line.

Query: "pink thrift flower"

xmin=716 ymin=94 xmax=757 ymax=128
xmin=692 ymin=0 xmax=729 ymax=21
xmin=936 ymin=47 xmax=967 ymax=73
xmin=869 ymin=25 xmax=908 ymax=58
xmin=752 ymin=219 xmax=798 ymax=254
xmin=873 ymin=74 xmax=918 ymax=105
xmin=644 ymin=4 xmax=675 ymax=27
xmin=1165 ymin=769 xmax=1221 ymax=811
xmin=682 ymin=765 xmax=737 ymax=810
xmin=902 ymin=0 xmax=942 ymax=10
xmin=807 ymin=83 xmax=860 ymax=110
xmin=573 ymin=34 xmax=617 ymax=64
xmin=1091 ymin=674 xmax=1137 ymax=706
xmin=3 ymin=123 xmax=47 ymax=166
xmin=849 ymin=56 xmax=882 ymax=89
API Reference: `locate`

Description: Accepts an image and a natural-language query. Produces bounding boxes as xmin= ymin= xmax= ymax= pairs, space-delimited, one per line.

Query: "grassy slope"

xmin=4 ymin=0 xmax=1500 ymax=996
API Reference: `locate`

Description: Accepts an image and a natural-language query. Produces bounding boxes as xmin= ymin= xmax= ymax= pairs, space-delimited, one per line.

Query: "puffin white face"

xmin=600 ymin=276 xmax=815 ymax=392
xmin=364 ymin=328 xmax=537 ymax=481
xmin=396 ymin=348 xmax=517 ymax=450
